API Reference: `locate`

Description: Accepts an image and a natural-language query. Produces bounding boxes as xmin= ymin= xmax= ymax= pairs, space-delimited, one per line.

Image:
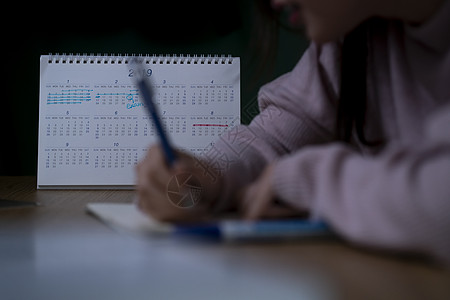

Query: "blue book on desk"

xmin=86 ymin=203 xmax=332 ymax=241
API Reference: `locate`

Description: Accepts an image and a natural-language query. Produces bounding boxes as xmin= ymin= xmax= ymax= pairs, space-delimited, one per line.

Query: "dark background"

xmin=1 ymin=1 xmax=308 ymax=176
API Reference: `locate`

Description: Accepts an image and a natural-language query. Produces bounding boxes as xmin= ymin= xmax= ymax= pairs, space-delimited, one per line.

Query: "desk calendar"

xmin=38 ymin=54 xmax=240 ymax=188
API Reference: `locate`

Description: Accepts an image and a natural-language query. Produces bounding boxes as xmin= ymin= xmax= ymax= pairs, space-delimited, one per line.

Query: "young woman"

xmin=136 ymin=0 xmax=450 ymax=265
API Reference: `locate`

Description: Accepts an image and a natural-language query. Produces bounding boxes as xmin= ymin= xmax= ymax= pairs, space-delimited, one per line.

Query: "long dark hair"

xmin=254 ymin=0 xmax=380 ymax=146
xmin=338 ymin=20 xmax=372 ymax=145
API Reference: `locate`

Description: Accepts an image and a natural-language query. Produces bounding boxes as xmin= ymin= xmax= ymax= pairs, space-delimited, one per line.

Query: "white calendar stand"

xmin=37 ymin=54 xmax=240 ymax=189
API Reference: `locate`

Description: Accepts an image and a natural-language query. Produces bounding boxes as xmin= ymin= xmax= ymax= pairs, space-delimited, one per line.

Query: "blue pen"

xmin=172 ymin=219 xmax=332 ymax=241
xmin=130 ymin=57 xmax=177 ymax=166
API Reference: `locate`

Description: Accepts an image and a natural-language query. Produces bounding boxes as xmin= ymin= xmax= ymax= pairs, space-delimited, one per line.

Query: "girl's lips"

xmin=288 ymin=7 xmax=302 ymax=26
xmin=271 ymin=2 xmax=304 ymax=27
xmin=271 ymin=1 xmax=284 ymax=11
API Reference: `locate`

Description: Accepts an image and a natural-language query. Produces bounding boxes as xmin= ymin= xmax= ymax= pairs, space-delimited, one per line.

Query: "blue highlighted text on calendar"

xmin=47 ymin=89 xmax=93 ymax=105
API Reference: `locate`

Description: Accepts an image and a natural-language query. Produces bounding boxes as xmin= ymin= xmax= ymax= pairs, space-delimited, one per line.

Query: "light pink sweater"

xmin=208 ymin=1 xmax=450 ymax=264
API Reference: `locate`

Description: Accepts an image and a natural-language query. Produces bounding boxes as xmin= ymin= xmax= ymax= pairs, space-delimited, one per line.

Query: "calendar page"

xmin=37 ymin=54 xmax=240 ymax=188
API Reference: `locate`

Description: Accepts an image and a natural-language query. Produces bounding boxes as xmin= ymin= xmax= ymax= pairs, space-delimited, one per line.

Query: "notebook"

xmin=86 ymin=203 xmax=332 ymax=240
xmin=38 ymin=54 xmax=240 ymax=189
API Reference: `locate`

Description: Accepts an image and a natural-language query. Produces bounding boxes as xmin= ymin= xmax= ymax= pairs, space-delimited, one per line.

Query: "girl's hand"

xmin=136 ymin=145 xmax=222 ymax=222
xmin=239 ymin=163 xmax=305 ymax=220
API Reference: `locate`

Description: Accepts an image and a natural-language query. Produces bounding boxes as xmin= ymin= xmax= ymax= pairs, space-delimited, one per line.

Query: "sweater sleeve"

xmin=273 ymin=104 xmax=450 ymax=265
xmin=204 ymin=43 xmax=341 ymax=211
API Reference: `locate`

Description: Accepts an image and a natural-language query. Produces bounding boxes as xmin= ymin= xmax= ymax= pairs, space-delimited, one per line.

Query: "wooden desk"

xmin=1 ymin=176 xmax=449 ymax=300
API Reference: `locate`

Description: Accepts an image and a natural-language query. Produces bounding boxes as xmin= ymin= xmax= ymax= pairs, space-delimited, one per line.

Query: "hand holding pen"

xmin=131 ymin=57 xmax=221 ymax=221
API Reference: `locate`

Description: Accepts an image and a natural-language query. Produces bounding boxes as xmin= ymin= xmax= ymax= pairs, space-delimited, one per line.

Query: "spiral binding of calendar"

xmin=47 ymin=53 xmax=234 ymax=65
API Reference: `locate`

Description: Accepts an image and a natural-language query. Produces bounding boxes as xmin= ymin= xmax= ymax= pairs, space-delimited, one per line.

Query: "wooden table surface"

xmin=1 ymin=176 xmax=449 ymax=300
